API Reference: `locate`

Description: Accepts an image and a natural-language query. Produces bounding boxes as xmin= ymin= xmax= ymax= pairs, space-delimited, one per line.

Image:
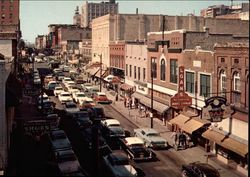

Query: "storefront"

xmin=169 ymin=114 xmax=211 ymax=147
xmin=202 ymin=128 xmax=248 ymax=175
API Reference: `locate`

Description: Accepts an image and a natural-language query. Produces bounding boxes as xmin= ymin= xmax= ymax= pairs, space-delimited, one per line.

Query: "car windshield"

xmin=62 ymin=93 xmax=70 ymax=97
xmin=55 ymin=87 xmax=63 ymax=90
xmin=147 ymin=133 xmax=160 ymax=137
xmin=77 ymin=94 xmax=85 ymax=97
xmin=85 ymin=101 xmax=93 ymax=104
xmin=109 ymin=123 xmax=120 ymax=127
xmin=130 ymin=144 xmax=144 ymax=149
xmin=114 ymin=159 xmax=129 ymax=166
xmin=66 ymin=104 xmax=77 ymax=108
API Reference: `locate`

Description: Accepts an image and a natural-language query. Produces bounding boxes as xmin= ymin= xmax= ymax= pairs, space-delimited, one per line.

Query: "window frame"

xmin=185 ymin=71 xmax=195 ymax=94
xmin=233 ymin=72 xmax=241 ymax=92
xmin=170 ymin=59 xmax=178 ymax=84
xmin=199 ymin=73 xmax=211 ymax=97
xmin=160 ymin=59 xmax=166 ymax=81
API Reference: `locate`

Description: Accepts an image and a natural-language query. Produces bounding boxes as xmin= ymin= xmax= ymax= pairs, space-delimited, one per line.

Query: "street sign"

xmin=170 ymin=66 xmax=192 ymax=109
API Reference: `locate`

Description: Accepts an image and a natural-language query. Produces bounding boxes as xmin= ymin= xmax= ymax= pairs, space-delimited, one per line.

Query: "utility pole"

xmin=151 ymin=59 xmax=154 ymax=128
xmin=100 ymin=54 xmax=102 ymax=92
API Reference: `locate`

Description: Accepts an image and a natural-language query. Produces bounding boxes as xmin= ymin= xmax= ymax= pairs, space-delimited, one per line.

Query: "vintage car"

xmin=103 ymin=150 xmax=138 ymax=177
xmin=67 ymin=85 xmax=80 ymax=96
xmin=182 ymin=162 xmax=220 ymax=177
xmin=72 ymin=92 xmax=86 ymax=103
xmin=120 ymin=137 xmax=156 ymax=161
xmin=49 ymin=129 xmax=72 ymax=152
xmin=101 ymin=119 xmax=125 ymax=139
xmin=54 ymin=86 xmax=64 ymax=97
xmin=134 ymin=128 xmax=168 ymax=149
xmin=58 ymin=92 xmax=73 ymax=104
xmin=54 ymin=149 xmax=83 ymax=176
xmin=63 ymin=102 xmax=80 ymax=114
xmin=93 ymin=92 xmax=112 ymax=104
xmin=79 ymin=98 xmax=96 ymax=109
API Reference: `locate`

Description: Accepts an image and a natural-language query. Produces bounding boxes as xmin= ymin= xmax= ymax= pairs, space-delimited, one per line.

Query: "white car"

xmin=72 ymin=92 xmax=86 ymax=103
xmin=62 ymin=77 xmax=72 ymax=85
xmin=103 ymin=151 xmax=138 ymax=177
xmin=102 ymin=119 xmax=121 ymax=127
xmin=38 ymin=94 xmax=50 ymax=104
xmin=58 ymin=92 xmax=73 ymax=104
xmin=65 ymin=81 xmax=75 ymax=89
xmin=54 ymin=86 xmax=64 ymax=97
xmin=67 ymin=85 xmax=79 ymax=95
xmin=63 ymin=65 xmax=70 ymax=72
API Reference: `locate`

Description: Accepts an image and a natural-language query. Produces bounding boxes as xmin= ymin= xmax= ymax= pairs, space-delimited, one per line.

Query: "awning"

xmin=169 ymin=114 xmax=211 ymax=134
xmin=104 ymin=75 xmax=121 ymax=84
xmin=202 ymin=129 xmax=248 ymax=157
xmin=132 ymin=92 xmax=169 ymax=114
xmin=95 ymin=69 xmax=107 ymax=78
xmin=120 ymin=83 xmax=133 ymax=91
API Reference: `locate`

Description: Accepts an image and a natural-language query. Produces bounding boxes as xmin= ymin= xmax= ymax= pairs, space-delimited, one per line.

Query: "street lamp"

xmin=150 ymin=58 xmax=154 ymax=128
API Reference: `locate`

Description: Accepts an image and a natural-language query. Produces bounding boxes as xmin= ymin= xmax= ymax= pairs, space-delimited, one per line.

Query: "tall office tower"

xmin=81 ymin=0 xmax=118 ymax=28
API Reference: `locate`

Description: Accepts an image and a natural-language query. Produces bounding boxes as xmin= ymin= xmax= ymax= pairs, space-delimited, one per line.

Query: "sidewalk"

xmin=103 ymin=88 xmax=246 ymax=177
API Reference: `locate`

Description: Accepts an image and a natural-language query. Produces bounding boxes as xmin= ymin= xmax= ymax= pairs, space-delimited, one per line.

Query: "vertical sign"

xmin=178 ymin=66 xmax=185 ymax=92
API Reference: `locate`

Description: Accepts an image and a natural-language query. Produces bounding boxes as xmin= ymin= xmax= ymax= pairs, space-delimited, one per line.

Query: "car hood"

xmin=109 ymin=127 xmax=125 ymax=134
xmin=147 ymin=136 xmax=166 ymax=143
xmin=66 ymin=108 xmax=80 ymax=113
xmin=112 ymin=165 xmax=137 ymax=177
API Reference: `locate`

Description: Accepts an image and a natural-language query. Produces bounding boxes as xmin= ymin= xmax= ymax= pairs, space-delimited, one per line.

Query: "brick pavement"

xmin=103 ymin=88 xmax=246 ymax=177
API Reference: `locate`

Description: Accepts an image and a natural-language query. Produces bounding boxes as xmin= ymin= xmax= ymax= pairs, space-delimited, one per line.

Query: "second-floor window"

xmin=160 ymin=59 xmax=166 ymax=81
xmin=143 ymin=68 xmax=146 ymax=81
xmin=170 ymin=59 xmax=177 ymax=83
xmin=200 ymin=74 xmax=210 ymax=97
xmin=220 ymin=70 xmax=227 ymax=97
xmin=134 ymin=66 xmax=136 ymax=79
xmin=186 ymin=71 xmax=194 ymax=94
xmin=129 ymin=65 xmax=132 ymax=77
xmin=138 ymin=67 xmax=141 ymax=80
xmin=233 ymin=72 xmax=241 ymax=92
xmin=151 ymin=57 xmax=157 ymax=79
xmin=126 ymin=64 xmax=128 ymax=76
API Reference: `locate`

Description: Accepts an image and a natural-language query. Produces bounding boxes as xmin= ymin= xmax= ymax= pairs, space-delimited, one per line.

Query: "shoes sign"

xmin=171 ymin=66 xmax=192 ymax=109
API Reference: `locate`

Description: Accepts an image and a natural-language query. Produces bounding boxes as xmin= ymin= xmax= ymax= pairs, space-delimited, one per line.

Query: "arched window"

xmin=233 ymin=72 xmax=241 ymax=92
xmin=220 ymin=70 xmax=226 ymax=97
xmin=160 ymin=59 xmax=165 ymax=81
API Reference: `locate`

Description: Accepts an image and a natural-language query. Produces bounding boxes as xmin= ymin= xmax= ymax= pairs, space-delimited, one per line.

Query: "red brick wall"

xmin=0 ymin=0 xmax=19 ymax=25
xmin=109 ymin=42 xmax=125 ymax=70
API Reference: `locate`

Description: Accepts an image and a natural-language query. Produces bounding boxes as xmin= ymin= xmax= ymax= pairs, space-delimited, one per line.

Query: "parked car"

xmin=102 ymin=150 xmax=138 ymax=177
xmin=44 ymin=75 xmax=54 ymax=84
xmin=120 ymin=137 xmax=156 ymax=161
xmin=54 ymin=149 xmax=82 ymax=176
xmin=46 ymin=81 xmax=58 ymax=90
xmin=62 ymin=77 xmax=72 ymax=85
xmin=54 ymin=86 xmax=64 ymax=97
xmin=81 ymin=83 xmax=93 ymax=92
xmin=101 ymin=119 xmax=125 ymax=139
xmin=65 ymin=81 xmax=76 ymax=90
xmin=58 ymin=92 xmax=73 ymax=104
xmin=63 ymin=102 xmax=80 ymax=114
xmin=68 ymin=111 xmax=92 ymax=129
xmin=63 ymin=65 xmax=70 ymax=72
xmin=133 ymin=128 xmax=168 ymax=149
xmin=37 ymin=100 xmax=55 ymax=115
xmin=87 ymin=106 xmax=105 ymax=120
xmin=72 ymin=92 xmax=86 ymax=103
xmin=34 ymin=76 xmax=41 ymax=85
xmin=37 ymin=94 xmax=50 ymax=104
xmin=49 ymin=129 xmax=72 ymax=152
xmin=93 ymin=92 xmax=112 ymax=104
xmin=75 ymin=76 xmax=86 ymax=85
xmin=56 ymin=72 xmax=64 ymax=81
xmin=67 ymin=85 xmax=80 ymax=95
xmin=181 ymin=162 xmax=220 ymax=177
xmin=46 ymin=114 xmax=60 ymax=130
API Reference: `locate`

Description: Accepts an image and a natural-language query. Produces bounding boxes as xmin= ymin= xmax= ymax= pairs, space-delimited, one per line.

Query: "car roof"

xmin=97 ymin=92 xmax=106 ymax=95
xmin=60 ymin=91 xmax=70 ymax=95
xmin=104 ymin=119 xmax=120 ymax=126
xmin=136 ymin=128 xmax=158 ymax=134
xmin=63 ymin=77 xmax=71 ymax=80
xmin=125 ymin=137 xmax=144 ymax=145
xmin=65 ymin=102 xmax=76 ymax=106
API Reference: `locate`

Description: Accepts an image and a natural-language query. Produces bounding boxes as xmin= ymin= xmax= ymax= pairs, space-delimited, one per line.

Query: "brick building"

xmin=79 ymin=39 xmax=92 ymax=64
xmin=0 ymin=0 xmax=19 ymax=25
xmin=92 ymin=14 xmax=249 ymax=69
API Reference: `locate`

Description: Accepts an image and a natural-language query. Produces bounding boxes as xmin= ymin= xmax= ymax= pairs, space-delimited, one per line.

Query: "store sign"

xmin=23 ymin=119 xmax=55 ymax=136
xmin=202 ymin=96 xmax=233 ymax=122
xmin=171 ymin=66 xmax=192 ymax=109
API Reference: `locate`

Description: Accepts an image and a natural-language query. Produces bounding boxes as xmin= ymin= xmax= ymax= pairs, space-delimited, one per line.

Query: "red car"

xmin=79 ymin=98 xmax=96 ymax=109
xmin=93 ymin=92 xmax=112 ymax=104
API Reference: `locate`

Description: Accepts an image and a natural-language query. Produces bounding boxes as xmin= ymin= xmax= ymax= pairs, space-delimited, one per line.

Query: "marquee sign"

xmin=171 ymin=66 xmax=192 ymax=109
xmin=202 ymin=96 xmax=234 ymax=122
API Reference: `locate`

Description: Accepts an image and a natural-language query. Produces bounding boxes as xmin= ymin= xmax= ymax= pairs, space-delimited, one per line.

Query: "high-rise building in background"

xmin=81 ymin=0 xmax=118 ymax=28
xmin=73 ymin=6 xmax=81 ymax=26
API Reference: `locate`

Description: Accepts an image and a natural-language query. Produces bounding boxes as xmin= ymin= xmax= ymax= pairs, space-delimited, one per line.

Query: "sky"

xmin=20 ymin=0 xmax=248 ymax=43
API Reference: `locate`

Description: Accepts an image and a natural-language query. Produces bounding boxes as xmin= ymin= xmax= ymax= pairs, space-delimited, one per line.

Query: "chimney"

xmin=136 ymin=8 xmax=138 ymax=15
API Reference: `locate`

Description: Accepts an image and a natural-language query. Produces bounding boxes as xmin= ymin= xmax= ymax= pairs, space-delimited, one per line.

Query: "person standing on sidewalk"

xmin=124 ymin=97 xmax=127 ymax=108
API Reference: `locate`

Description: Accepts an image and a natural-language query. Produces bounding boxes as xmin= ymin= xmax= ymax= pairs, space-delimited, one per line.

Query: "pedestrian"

xmin=129 ymin=99 xmax=132 ymax=109
xmin=138 ymin=105 xmax=142 ymax=117
xmin=115 ymin=93 xmax=118 ymax=101
xmin=124 ymin=98 xmax=127 ymax=108
xmin=178 ymin=131 xmax=187 ymax=148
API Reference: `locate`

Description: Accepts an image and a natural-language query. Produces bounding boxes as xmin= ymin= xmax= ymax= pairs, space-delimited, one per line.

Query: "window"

xmin=9 ymin=5 xmax=13 ymax=11
xmin=9 ymin=13 xmax=12 ymax=19
xmin=234 ymin=58 xmax=239 ymax=64
xmin=200 ymin=74 xmax=210 ymax=97
xmin=170 ymin=59 xmax=177 ymax=83
xmin=138 ymin=67 xmax=141 ymax=80
xmin=1 ymin=13 xmax=5 ymax=19
xmin=134 ymin=66 xmax=137 ymax=79
xmin=160 ymin=59 xmax=166 ymax=81
xmin=220 ymin=70 xmax=227 ymax=97
xmin=221 ymin=57 xmax=225 ymax=62
xmin=233 ymin=72 xmax=240 ymax=92
xmin=129 ymin=65 xmax=132 ymax=77
xmin=186 ymin=72 xmax=194 ymax=94
xmin=151 ymin=58 xmax=157 ymax=79
xmin=125 ymin=64 xmax=128 ymax=76
xmin=143 ymin=68 xmax=146 ymax=81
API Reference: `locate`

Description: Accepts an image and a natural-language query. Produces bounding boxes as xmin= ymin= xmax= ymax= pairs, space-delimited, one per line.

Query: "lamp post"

xmin=94 ymin=53 xmax=102 ymax=92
